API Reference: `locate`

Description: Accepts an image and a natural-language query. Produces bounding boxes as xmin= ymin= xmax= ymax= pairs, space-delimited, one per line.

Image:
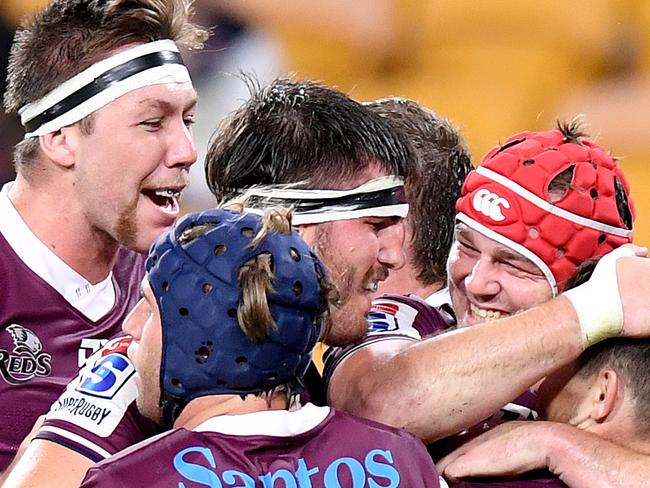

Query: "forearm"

xmin=2 ymin=439 xmax=93 ymax=488
xmin=548 ymin=425 xmax=650 ymax=488
xmin=340 ymin=297 xmax=584 ymax=442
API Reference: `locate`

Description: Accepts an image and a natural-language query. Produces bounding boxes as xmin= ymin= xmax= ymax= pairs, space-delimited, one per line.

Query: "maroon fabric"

xmin=80 ymin=408 xmax=443 ymax=487
xmin=0 ymin=233 xmax=145 ymax=470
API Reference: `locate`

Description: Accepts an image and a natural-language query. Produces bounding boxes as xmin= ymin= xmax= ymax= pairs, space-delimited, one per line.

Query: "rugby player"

xmin=4 ymin=77 xmax=415 ymax=486
xmin=77 ymin=206 xmax=444 ymax=487
xmin=325 ymin=121 xmax=650 ymax=485
xmin=440 ymin=260 xmax=650 ymax=487
xmin=0 ymin=0 xmax=207 ymax=473
xmin=364 ymin=97 xmax=473 ymax=304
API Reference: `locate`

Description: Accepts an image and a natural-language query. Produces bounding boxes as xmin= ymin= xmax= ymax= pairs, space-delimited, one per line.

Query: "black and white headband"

xmin=243 ymin=175 xmax=409 ymax=225
xmin=19 ymin=39 xmax=191 ymax=138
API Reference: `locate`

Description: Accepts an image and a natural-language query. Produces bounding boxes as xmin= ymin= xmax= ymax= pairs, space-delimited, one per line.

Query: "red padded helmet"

xmin=456 ymin=127 xmax=634 ymax=295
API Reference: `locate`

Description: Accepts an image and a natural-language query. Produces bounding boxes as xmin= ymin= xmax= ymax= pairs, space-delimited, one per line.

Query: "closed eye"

xmin=140 ymin=119 xmax=163 ymax=131
xmin=457 ymin=240 xmax=479 ymax=255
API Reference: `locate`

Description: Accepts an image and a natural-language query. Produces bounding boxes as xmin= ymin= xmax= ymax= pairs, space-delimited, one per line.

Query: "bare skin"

xmin=329 ymin=251 xmax=650 ymax=443
xmin=439 ymin=421 xmax=650 ymax=488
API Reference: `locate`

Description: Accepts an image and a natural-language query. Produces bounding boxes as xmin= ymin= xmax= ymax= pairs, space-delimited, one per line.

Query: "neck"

xmin=9 ymin=174 xmax=119 ymax=283
xmin=173 ymin=393 xmax=290 ymax=431
xmin=589 ymin=401 xmax=650 ymax=455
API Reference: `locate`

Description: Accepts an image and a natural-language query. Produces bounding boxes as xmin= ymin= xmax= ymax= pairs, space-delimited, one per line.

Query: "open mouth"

xmin=470 ymin=303 xmax=505 ymax=321
xmin=364 ymin=281 xmax=379 ymax=293
xmin=141 ymin=188 xmax=181 ymax=214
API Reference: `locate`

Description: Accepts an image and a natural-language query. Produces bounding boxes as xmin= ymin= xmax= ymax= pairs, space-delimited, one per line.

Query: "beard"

xmin=310 ymin=224 xmax=372 ymax=347
xmin=114 ymin=190 xmax=141 ymax=251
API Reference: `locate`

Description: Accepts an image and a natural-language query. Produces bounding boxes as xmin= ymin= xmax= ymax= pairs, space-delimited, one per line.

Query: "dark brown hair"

xmin=5 ymin=0 xmax=208 ymax=171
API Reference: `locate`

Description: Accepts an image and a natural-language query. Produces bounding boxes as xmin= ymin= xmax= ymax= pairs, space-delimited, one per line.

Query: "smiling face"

xmin=68 ymin=81 xmax=198 ymax=253
xmin=447 ymin=223 xmax=552 ymax=326
xmin=298 ymin=167 xmax=407 ymax=346
xmin=122 ymin=279 xmax=163 ymax=423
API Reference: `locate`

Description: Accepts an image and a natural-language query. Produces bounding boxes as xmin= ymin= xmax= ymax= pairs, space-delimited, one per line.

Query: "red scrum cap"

xmin=456 ymin=123 xmax=634 ymax=296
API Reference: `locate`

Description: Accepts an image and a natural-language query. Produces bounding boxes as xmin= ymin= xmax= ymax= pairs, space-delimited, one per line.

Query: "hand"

xmin=438 ymin=421 xmax=555 ymax=480
xmin=616 ymin=251 xmax=650 ymax=338
xmin=563 ymin=244 xmax=649 ymax=346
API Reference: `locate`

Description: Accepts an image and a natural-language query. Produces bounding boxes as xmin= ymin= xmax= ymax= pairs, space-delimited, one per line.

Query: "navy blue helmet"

xmin=145 ymin=208 xmax=326 ymax=425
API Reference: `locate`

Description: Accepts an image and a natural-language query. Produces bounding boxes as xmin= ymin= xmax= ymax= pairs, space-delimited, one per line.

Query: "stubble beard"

xmin=311 ymin=225 xmax=369 ymax=347
xmin=115 ymin=189 xmax=141 ymax=252
xmin=133 ymin=357 xmax=163 ymax=425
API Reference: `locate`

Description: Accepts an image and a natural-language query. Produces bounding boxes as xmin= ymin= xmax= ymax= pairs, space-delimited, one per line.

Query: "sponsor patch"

xmin=101 ymin=336 xmax=132 ymax=357
xmin=366 ymin=299 xmax=421 ymax=340
xmin=46 ymin=345 xmax=137 ymax=438
xmin=76 ymin=353 xmax=135 ymax=399
xmin=367 ymin=302 xmax=399 ymax=333
xmin=78 ymin=338 xmax=109 ymax=368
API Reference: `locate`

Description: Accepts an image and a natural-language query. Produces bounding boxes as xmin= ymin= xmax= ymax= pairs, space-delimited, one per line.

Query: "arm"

xmin=3 ymin=337 xmax=155 ymax=488
xmin=329 ymin=297 xmax=582 ymax=442
xmin=439 ymin=421 xmax=650 ymax=488
xmin=328 ymin=252 xmax=650 ymax=443
xmin=2 ymin=440 xmax=93 ymax=488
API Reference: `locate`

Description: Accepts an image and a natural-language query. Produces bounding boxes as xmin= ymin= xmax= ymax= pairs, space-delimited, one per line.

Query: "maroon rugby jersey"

xmin=80 ymin=404 xmax=445 ymax=487
xmin=0 ymin=233 xmax=145 ymax=470
xmin=37 ymin=336 xmax=157 ymax=462
xmin=323 ymin=293 xmax=454 ymax=389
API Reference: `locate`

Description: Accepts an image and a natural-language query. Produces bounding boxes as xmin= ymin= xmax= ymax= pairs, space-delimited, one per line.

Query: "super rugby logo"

xmin=0 ymin=324 xmax=52 ymax=385
xmin=472 ymin=189 xmax=510 ymax=222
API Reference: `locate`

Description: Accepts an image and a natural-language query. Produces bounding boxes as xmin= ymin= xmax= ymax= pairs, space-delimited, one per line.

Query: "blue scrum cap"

xmin=145 ymin=208 xmax=325 ymax=425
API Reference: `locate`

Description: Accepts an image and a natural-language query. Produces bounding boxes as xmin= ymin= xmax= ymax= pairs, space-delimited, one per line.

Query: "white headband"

xmin=243 ymin=175 xmax=409 ymax=225
xmin=19 ymin=40 xmax=191 ymax=138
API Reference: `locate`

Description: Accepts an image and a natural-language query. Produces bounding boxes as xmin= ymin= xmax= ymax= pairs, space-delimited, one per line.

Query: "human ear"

xmin=38 ymin=127 xmax=78 ymax=169
xmin=589 ymin=369 xmax=619 ymax=423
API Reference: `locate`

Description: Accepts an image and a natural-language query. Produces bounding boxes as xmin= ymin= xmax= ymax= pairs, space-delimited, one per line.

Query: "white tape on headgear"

xmin=19 ymin=40 xmax=191 ymax=138
xmin=563 ymin=246 xmax=638 ymax=347
xmin=243 ymin=175 xmax=409 ymax=225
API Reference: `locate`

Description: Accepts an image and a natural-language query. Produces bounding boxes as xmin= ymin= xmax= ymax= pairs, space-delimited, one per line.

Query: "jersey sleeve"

xmin=35 ymin=337 xmax=157 ymax=462
xmin=323 ymin=294 xmax=454 ymax=391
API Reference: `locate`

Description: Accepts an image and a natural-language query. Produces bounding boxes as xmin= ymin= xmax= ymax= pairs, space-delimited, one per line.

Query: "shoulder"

xmin=329 ymin=407 xmax=424 ymax=444
xmin=80 ymin=430 xmax=181 ymax=487
xmin=38 ymin=336 xmax=155 ymax=460
xmin=323 ymin=293 xmax=453 ymax=387
xmin=367 ymin=293 xmax=453 ymax=338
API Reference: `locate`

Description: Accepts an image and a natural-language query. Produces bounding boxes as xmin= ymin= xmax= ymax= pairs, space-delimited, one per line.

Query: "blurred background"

xmin=1 ymin=0 xmax=649 ymax=243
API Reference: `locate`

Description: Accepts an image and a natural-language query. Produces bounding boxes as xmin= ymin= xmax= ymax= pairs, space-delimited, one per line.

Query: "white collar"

xmin=0 ymin=182 xmax=116 ymax=321
xmin=193 ymin=403 xmax=331 ymax=437
xmin=425 ymin=287 xmax=451 ymax=308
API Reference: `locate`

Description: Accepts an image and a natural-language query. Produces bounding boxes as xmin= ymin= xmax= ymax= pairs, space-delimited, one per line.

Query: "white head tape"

xmin=243 ymin=175 xmax=409 ymax=225
xmin=19 ymin=39 xmax=191 ymax=138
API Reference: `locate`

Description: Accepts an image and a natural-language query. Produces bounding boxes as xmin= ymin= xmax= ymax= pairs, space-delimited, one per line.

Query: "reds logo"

xmin=0 ymin=324 xmax=52 ymax=385
xmin=472 ymin=189 xmax=510 ymax=222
